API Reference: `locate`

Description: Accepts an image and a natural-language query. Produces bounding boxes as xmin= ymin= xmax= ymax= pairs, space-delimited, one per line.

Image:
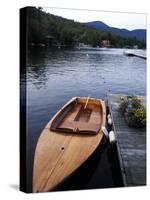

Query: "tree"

xmin=27 ymin=7 xmax=146 ymax=49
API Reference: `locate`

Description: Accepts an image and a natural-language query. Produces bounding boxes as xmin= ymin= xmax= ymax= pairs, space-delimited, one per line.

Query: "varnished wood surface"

xmin=51 ymin=97 xmax=103 ymax=134
xmin=33 ymin=97 xmax=106 ymax=192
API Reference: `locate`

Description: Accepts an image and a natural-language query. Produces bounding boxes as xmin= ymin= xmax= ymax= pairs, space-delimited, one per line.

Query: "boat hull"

xmin=33 ymin=97 xmax=106 ymax=192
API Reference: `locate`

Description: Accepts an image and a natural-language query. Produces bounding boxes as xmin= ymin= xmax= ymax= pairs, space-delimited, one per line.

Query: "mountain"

xmin=84 ymin=21 xmax=146 ymax=41
xmin=27 ymin=7 xmax=145 ymax=48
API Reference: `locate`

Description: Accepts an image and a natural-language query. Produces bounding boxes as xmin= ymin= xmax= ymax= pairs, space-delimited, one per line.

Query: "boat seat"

xmin=52 ymin=101 xmax=102 ymax=134
xmin=58 ymin=120 xmax=100 ymax=133
xmin=67 ymin=104 xmax=82 ymax=121
xmin=51 ymin=103 xmax=82 ymax=129
xmin=88 ymin=110 xmax=101 ymax=123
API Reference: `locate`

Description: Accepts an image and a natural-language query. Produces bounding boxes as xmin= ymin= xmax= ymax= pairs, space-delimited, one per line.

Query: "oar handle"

xmin=84 ymin=96 xmax=90 ymax=109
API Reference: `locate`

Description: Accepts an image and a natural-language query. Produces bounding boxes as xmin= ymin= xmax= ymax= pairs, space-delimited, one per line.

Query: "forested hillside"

xmin=27 ymin=7 xmax=145 ymax=48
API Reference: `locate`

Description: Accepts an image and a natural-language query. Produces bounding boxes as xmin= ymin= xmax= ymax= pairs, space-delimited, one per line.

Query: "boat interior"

xmin=50 ymin=98 xmax=103 ymax=134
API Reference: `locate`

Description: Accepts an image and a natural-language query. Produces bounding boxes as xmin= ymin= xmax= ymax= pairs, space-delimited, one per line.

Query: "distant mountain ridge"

xmin=84 ymin=21 xmax=146 ymax=41
xmin=27 ymin=7 xmax=146 ymax=48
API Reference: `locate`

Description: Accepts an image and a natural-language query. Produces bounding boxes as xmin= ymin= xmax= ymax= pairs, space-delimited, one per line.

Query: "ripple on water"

xmin=23 ymin=47 xmax=146 ymax=192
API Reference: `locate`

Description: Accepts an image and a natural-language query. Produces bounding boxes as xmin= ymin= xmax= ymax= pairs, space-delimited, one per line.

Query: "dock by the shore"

xmin=124 ymin=50 xmax=146 ymax=59
xmin=107 ymin=94 xmax=146 ymax=186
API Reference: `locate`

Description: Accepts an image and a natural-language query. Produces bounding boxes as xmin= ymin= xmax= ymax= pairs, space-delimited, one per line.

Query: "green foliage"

xmin=134 ymin=107 xmax=146 ymax=119
xmin=119 ymin=96 xmax=146 ymax=128
xmin=27 ymin=7 xmax=146 ymax=48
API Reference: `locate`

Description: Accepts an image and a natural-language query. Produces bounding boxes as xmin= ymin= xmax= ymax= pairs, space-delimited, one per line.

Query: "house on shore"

xmin=101 ymin=40 xmax=111 ymax=48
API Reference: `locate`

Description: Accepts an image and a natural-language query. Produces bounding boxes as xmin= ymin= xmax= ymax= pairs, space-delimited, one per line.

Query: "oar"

xmin=84 ymin=96 xmax=90 ymax=109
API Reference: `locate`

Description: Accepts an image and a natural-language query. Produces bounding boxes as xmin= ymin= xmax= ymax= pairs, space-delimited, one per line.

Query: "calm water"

xmin=23 ymin=47 xmax=146 ymax=192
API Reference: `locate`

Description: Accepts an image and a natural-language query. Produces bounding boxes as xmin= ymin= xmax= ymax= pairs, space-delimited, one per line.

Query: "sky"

xmin=43 ymin=7 xmax=146 ymax=30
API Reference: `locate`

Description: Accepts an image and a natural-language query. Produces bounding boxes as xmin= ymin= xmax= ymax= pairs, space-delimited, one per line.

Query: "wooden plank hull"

xmin=33 ymin=97 xmax=106 ymax=192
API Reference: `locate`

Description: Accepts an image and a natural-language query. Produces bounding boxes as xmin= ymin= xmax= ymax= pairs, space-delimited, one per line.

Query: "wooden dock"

xmin=124 ymin=50 xmax=146 ymax=59
xmin=107 ymin=94 xmax=146 ymax=186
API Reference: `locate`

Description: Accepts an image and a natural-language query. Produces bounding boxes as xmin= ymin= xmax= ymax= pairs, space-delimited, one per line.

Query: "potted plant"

xmin=119 ymin=96 xmax=146 ymax=128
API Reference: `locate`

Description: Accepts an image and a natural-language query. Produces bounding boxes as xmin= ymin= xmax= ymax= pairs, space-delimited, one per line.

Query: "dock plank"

xmin=108 ymin=94 xmax=146 ymax=186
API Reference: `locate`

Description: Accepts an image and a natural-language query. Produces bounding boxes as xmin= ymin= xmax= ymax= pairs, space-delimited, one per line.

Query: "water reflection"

xmin=23 ymin=47 xmax=146 ymax=192
xmin=26 ymin=47 xmax=146 ymax=96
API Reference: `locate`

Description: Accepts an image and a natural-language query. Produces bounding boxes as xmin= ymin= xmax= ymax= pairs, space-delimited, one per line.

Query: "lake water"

xmin=23 ymin=47 xmax=146 ymax=192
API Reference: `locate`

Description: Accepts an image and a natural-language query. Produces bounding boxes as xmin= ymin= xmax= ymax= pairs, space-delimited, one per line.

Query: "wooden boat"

xmin=33 ymin=97 xmax=106 ymax=192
